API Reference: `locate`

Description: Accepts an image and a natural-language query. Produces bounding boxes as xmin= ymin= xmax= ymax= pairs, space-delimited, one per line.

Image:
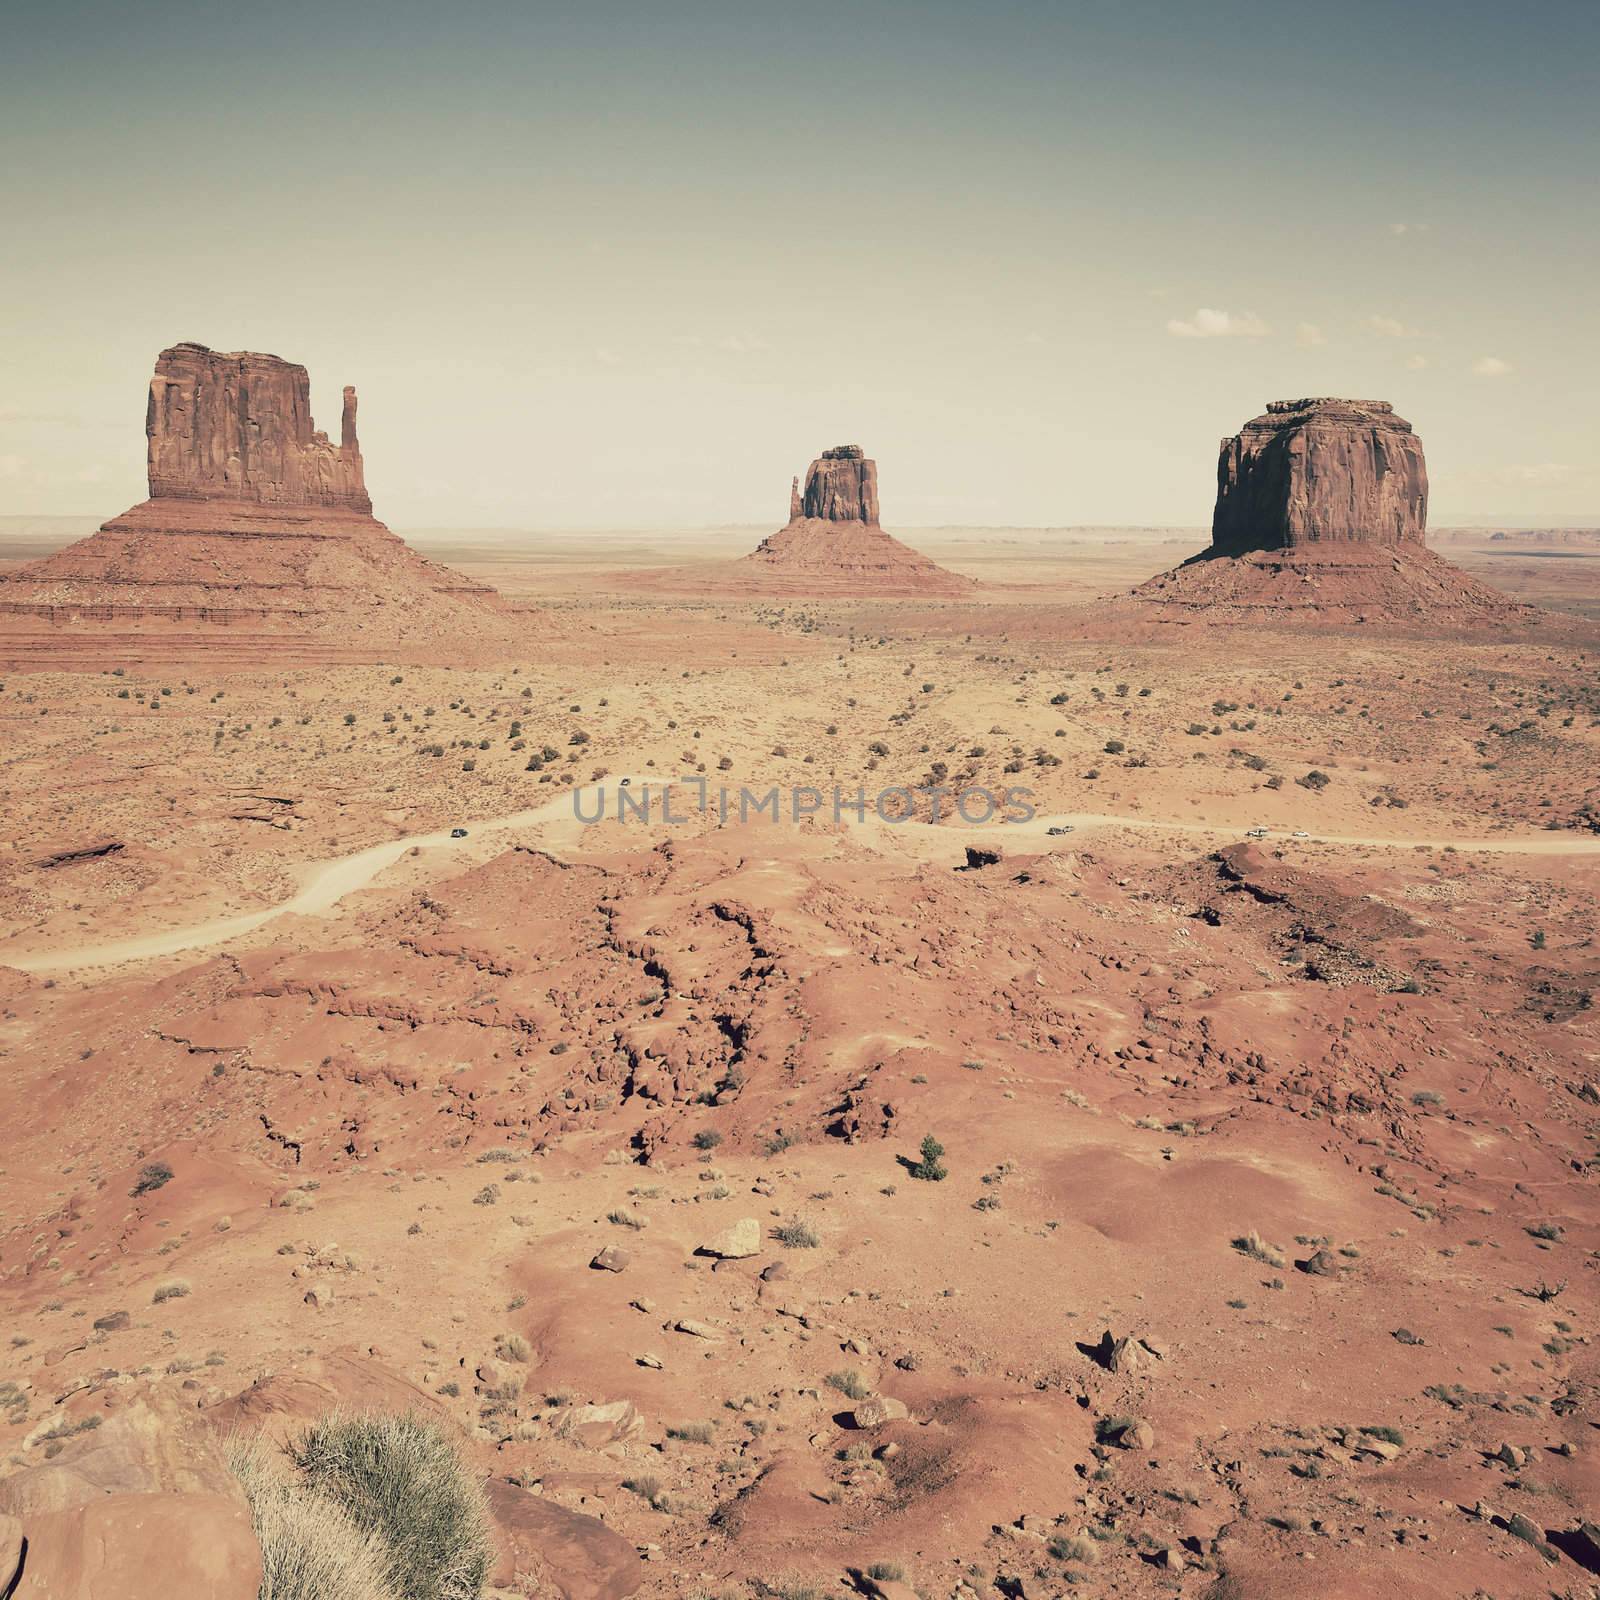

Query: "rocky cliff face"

xmin=146 ymin=342 xmax=371 ymax=512
xmin=1210 ymin=398 xmax=1427 ymax=557
xmin=800 ymin=445 xmax=880 ymax=524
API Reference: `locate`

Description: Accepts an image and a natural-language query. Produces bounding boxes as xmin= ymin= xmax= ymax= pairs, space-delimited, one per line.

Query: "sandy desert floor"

xmin=1 ymin=528 xmax=1597 ymax=1600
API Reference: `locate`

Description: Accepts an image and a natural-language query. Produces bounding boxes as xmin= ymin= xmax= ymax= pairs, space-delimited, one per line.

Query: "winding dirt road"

xmin=7 ymin=780 xmax=1597 ymax=976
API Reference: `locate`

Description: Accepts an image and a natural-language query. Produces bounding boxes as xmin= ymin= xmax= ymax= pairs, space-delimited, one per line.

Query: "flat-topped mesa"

xmin=799 ymin=444 xmax=880 ymax=524
xmin=146 ymin=342 xmax=371 ymax=513
xmin=1210 ymin=397 xmax=1426 ymax=558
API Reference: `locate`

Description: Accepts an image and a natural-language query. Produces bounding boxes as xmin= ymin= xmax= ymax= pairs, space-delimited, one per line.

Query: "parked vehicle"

xmin=450 ymin=827 xmax=469 ymax=839
xmin=1047 ymin=824 xmax=1075 ymax=836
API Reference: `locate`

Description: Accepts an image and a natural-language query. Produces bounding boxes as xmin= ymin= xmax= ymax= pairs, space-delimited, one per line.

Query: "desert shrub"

xmin=774 ymin=1217 xmax=819 ymax=1249
xmin=909 ymin=1134 xmax=947 ymax=1182
xmin=1231 ymin=1231 xmax=1285 ymax=1268
xmin=1048 ymin=1534 xmax=1099 ymax=1565
xmin=153 ymin=1279 xmax=192 ymax=1303
xmin=667 ymin=1420 xmax=715 ymax=1443
xmin=691 ymin=1129 xmax=723 ymax=1150
xmin=826 ymin=1369 xmax=871 ymax=1401
xmin=132 ymin=1161 xmax=173 ymax=1197
xmin=229 ymin=1434 xmax=398 ymax=1600
xmin=289 ymin=1412 xmax=493 ymax=1600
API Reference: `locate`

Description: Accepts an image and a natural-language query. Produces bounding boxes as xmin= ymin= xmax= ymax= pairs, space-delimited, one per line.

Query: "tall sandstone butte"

xmin=1135 ymin=397 xmax=1521 ymax=621
xmin=1210 ymin=398 xmax=1428 ymax=556
xmin=737 ymin=444 xmax=972 ymax=596
xmin=0 ymin=341 xmax=508 ymax=653
xmin=145 ymin=342 xmax=372 ymax=511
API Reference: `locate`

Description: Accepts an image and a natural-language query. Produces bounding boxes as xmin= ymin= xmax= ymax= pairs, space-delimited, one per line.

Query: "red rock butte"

xmin=0 ymin=342 xmax=510 ymax=658
xmin=739 ymin=445 xmax=974 ymax=596
xmin=1134 ymin=398 xmax=1525 ymax=622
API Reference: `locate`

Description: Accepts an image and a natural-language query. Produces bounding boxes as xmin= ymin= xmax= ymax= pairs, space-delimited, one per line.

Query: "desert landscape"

xmin=0 ymin=340 xmax=1597 ymax=1600
xmin=3 ymin=6 xmax=1598 ymax=1599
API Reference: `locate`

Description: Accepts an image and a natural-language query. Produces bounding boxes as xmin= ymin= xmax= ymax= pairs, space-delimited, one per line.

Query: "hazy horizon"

xmin=3 ymin=0 xmax=1596 ymax=529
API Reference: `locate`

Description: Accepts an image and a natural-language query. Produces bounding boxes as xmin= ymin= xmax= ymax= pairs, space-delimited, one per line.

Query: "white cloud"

xmin=1472 ymin=356 xmax=1512 ymax=377
xmin=0 ymin=453 xmax=24 ymax=479
xmin=593 ymin=348 xmax=622 ymax=367
xmin=1367 ymin=314 xmax=1421 ymax=339
xmin=1165 ymin=308 xmax=1270 ymax=339
xmin=716 ymin=334 xmax=770 ymax=355
xmin=1388 ymin=222 xmax=1430 ymax=236
xmin=1295 ymin=322 xmax=1327 ymax=347
xmin=1404 ymin=354 xmax=1428 ymax=371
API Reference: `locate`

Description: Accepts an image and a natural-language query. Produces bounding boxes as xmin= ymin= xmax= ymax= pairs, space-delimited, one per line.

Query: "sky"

xmin=1 ymin=0 xmax=1596 ymax=529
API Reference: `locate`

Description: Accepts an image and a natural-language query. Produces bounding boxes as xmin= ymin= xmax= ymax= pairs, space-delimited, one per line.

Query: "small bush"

xmin=909 ymin=1134 xmax=947 ymax=1182
xmin=132 ymin=1161 xmax=174 ymax=1197
xmin=1231 ymin=1231 xmax=1285 ymax=1269
xmin=774 ymin=1217 xmax=820 ymax=1249
xmin=826 ymin=1369 xmax=870 ymax=1401
xmin=152 ymin=1279 xmax=191 ymax=1303
xmin=667 ymin=1420 xmax=715 ymax=1443
xmin=289 ymin=1412 xmax=494 ymax=1600
xmin=691 ymin=1130 xmax=723 ymax=1150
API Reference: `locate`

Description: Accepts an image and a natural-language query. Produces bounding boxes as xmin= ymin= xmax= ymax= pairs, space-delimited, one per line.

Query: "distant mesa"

xmin=0 ymin=341 xmax=509 ymax=651
xmin=738 ymin=444 xmax=973 ymax=597
xmin=1134 ymin=398 xmax=1527 ymax=622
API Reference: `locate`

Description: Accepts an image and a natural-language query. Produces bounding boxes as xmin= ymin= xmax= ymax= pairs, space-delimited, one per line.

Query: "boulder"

xmin=0 ymin=1390 xmax=260 ymax=1600
xmin=14 ymin=1493 xmax=260 ymax=1600
xmin=486 ymin=1478 xmax=642 ymax=1600
xmin=698 ymin=1217 xmax=762 ymax=1259
xmin=850 ymin=1396 xmax=908 ymax=1428
xmin=555 ymin=1400 xmax=643 ymax=1449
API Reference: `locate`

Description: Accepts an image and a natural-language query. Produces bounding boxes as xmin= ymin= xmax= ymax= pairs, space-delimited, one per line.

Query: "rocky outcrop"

xmin=723 ymin=445 xmax=971 ymax=596
xmin=0 ymin=342 xmax=512 ymax=652
xmin=0 ymin=1391 xmax=262 ymax=1600
xmin=800 ymin=444 xmax=881 ymax=524
xmin=1212 ymin=398 xmax=1427 ymax=556
xmin=1133 ymin=398 xmax=1528 ymax=624
xmin=146 ymin=342 xmax=371 ymax=511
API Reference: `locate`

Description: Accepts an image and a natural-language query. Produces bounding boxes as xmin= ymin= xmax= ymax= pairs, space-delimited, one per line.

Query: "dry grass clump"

xmin=152 ymin=1278 xmax=192 ymax=1303
xmin=229 ymin=1434 xmax=398 ymax=1600
xmin=1231 ymin=1231 xmax=1286 ymax=1269
xmin=288 ymin=1411 xmax=494 ymax=1600
xmin=773 ymin=1216 xmax=820 ymax=1249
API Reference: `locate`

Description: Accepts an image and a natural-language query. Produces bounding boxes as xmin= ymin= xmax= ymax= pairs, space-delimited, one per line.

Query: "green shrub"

xmin=289 ymin=1412 xmax=493 ymax=1600
xmin=909 ymin=1134 xmax=947 ymax=1182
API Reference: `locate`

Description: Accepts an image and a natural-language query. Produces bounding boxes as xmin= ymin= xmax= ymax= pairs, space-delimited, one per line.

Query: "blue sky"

xmin=2 ymin=0 xmax=1596 ymax=525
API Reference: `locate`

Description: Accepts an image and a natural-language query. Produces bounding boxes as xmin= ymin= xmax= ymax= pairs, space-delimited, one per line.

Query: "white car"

xmin=1292 ymin=830 xmax=1310 ymax=838
xmin=1047 ymin=824 xmax=1074 ymax=836
xmin=1246 ymin=826 xmax=1269 ymax=838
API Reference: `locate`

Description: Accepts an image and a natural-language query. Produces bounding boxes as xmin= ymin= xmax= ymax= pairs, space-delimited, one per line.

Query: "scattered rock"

xmin=850 ymin=1396 xmax=908 ymax=1428
xmin=557 ymin=1401 xmax=644 ymax=1449
xmin=590 ymin=1246 xmax=630 ymax=1273
xmin=674 ymin=1319 xmax=724 ymax=1342
xmin=698 ymin=1217 xmax=761 ymax=1259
